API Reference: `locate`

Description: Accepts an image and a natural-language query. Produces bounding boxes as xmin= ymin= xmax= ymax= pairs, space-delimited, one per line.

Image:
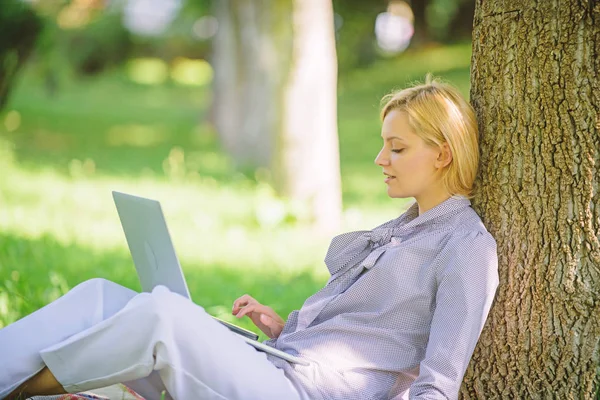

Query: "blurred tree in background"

xmin=0 ymin=0 xmax=42 ymax=111
xmin=410 ymin=0 xmax=429 ymax=45
xmin=446 ymin=0 xmax=475 ymax=39
xmin=211 ymin=0 xmax=342 ymax=232
xmin=333 ymin=0 xmax=387 ymax=71
xmin=0 ymin=0 xmax=477 ymax=105
xmin=0 ymin=0 xmax=476 ymax=231
xmin=0 ymin=0 xmax=133 ymax=101
xmin=422 ymin=0 xmax=475 ymax=44
xmin=333 ymin=0 xmax=475 ymax=72
xmin=62 ymin=12 xmax=131 ymax=77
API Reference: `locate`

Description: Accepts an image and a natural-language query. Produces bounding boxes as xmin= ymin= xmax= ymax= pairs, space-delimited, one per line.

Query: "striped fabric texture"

xmin=265 ymin=196 xmax=499 ymax=400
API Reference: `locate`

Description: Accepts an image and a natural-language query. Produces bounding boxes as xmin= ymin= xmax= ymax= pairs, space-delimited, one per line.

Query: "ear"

xmin=435 ymin=143 xmax=453 ymax=169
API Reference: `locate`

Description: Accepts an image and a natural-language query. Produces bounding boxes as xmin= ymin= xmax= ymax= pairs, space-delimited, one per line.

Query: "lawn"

xmin=0 ymin=42 xmax=471 ymax=339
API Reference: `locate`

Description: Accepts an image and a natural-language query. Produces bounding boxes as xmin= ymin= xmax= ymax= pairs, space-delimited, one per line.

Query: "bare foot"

xmin=6 ymin=367 xmax=66 ymax=399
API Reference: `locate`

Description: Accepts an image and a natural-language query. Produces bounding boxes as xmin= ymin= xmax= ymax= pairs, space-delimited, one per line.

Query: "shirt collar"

xmin=322 ymin=196 xmax=471 ymax=278
xmin=396 ymin=195 xmax=471 ymax=230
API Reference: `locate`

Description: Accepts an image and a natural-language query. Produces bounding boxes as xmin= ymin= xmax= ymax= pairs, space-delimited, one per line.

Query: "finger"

xmin=232 ymin=300 xmax=255 ymax=315
xmin=252 ymin=304 xmax=276 ymax=320
xmin=232 ymin=301 xmax=247 ymax=315
xmin=241 ymin=303 xmax=271 ymax=318
xmin=232 ymin=294 xmax=256 ymax=313
xmin=232 ymin=304 xmax=249 ymax=316
xmin=259 ymin=314 xmax=282 ymax=339
xmin=232 ymin=294 xmax=252 ymax=308
xmin=261 ymin=305 xmax=275 ymax=317
xmin=270 ymin=323 xmax=284 ymax=339
xmin=235 ymin=304 xmax=257 ymax=319
xmin=259 ymin=313 xmax=273 ymax=326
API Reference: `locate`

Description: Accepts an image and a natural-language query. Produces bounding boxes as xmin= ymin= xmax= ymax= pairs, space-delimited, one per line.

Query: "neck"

xmin=414 ymin=189 xmax=452 ymax=215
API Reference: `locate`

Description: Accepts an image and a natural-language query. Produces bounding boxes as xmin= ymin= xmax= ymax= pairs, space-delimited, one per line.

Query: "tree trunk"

xmin=211 ymin=0 xmax=292 ymax=169
xmin=211 ymin=0 xmax=342 ymax=232
xmin=274 ymin=0 xmax=342 ymax=233
xmin=464 ymin=1 xmax=600 ymax=397
xmin=333 ymin=0 xmax=387 ymax=71
xmin=410 ymin=0 xmax=429 ymax=46
xmin=0 ymin=2 xmax=42 ymax=111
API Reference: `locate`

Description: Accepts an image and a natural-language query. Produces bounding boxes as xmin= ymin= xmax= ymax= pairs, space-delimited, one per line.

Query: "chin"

xmin=387 ymin=188 xmax=410 ymax=199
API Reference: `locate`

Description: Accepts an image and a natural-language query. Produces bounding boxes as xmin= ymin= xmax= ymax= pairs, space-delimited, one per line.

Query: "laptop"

xmin=112 ymin=191 xmax=308 ymax=366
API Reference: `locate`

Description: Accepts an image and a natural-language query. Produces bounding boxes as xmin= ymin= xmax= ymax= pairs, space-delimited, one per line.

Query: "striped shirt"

xmin=265 ymin=196 xmax=499 ymax=400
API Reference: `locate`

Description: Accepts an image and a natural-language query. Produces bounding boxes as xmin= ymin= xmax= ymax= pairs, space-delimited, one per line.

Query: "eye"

xmin=391 ymin=148 xmax=405 ymax=153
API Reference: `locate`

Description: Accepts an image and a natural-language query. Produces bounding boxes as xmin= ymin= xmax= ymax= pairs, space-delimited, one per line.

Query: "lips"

xmin=383 ymin=172 xmax=396 ymax=183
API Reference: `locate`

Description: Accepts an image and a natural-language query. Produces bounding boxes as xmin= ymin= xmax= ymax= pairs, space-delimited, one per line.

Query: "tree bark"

xmin=464 ymin=0 xmax=600 ymax=397
xmin=211 ymin=0 xmax=342 ymax=232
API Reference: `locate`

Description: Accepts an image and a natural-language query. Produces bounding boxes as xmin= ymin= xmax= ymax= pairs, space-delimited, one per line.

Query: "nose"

xmin=374 ymin=147 xmax=390 ymax=167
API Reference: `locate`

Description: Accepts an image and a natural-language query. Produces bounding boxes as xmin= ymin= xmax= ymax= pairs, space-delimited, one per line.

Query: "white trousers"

xmin=0 ymin=279 xmax=302 ymax=400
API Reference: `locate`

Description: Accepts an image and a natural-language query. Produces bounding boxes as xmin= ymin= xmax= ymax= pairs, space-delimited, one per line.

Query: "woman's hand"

xmin=232 ymin=294 xmax=285 ymax=339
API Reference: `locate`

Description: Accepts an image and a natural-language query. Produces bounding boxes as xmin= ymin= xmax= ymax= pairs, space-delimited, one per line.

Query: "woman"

xmin=0 ymin=77 xmax=498 ymax=400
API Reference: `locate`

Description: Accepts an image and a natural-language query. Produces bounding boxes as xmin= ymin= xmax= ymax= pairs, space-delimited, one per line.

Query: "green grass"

xmin=0 ymin=42 xmax=471 ymax=339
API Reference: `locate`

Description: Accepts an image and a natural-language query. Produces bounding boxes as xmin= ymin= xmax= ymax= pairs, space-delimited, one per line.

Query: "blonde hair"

xmin=380 ymin=75 xmax=479 ymax=198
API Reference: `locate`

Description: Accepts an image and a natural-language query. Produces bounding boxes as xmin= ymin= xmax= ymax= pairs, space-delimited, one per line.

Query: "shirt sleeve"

xmin=409 ymin=230 xmax=499 ymax=400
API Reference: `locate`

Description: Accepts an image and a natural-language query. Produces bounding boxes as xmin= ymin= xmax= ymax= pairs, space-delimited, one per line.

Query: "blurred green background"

xmin=0 ymin=0 xmax=472 ymax=339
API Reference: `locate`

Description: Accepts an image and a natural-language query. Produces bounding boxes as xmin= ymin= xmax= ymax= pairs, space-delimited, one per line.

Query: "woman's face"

xmin=375 ymin=110 xmax=446 ymax=200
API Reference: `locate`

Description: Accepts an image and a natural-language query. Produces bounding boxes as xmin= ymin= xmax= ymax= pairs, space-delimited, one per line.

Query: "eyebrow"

xmin=381 ymin=135 xmax=406 ymax=142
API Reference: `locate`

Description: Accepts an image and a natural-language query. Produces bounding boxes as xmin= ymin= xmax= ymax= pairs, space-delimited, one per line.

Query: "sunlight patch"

xmin=69 ymin=158 xmax=96 ymax=178
xmin=127 ymin=58 xmax=169 ymax=85
xmin=107 ymin=124 xmax=167 ymax=147
xmin=4 ymin=110 xmax=21 ymax=132
xmin=33 ymin=130 xmax=71 ymax=151
xmin=171 ymin=58 xmax=213 ymax=87
xmin=0 ymin=137 xmax=15 ymax=166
